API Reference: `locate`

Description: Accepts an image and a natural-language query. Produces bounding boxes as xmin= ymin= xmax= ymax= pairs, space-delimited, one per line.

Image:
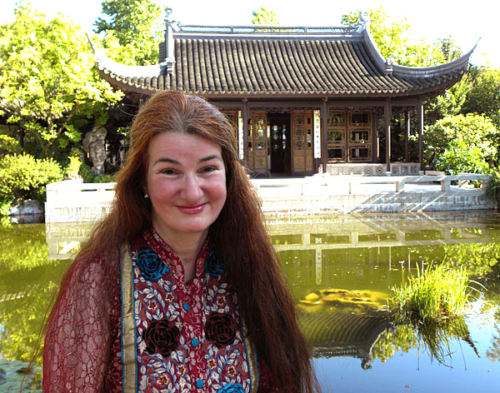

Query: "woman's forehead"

xmin=147 ymin=132 xmax=222 ymax=165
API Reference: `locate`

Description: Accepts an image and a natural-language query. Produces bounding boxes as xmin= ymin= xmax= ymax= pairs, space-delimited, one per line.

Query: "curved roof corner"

xmin=361 ymin=25 xmax=477 ymax=79
xmin=86 ymin=33 xmax=164 ymax=79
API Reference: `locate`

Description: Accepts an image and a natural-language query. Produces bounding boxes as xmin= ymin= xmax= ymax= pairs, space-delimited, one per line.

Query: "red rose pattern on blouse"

xmin=43 ymin=228 xmax=279 ymax=392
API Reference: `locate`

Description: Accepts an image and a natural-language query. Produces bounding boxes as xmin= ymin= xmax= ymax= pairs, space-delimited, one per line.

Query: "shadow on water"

xmin=1 ymin=212 xmax=500 ymax=392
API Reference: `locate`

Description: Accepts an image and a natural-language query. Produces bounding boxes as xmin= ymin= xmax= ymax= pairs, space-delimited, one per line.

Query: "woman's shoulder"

xmin=58 ymin=250 xmax=121 ymax=305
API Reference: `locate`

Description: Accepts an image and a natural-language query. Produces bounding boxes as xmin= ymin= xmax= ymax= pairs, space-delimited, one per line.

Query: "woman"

xmin=43 ymin=92 xmax=318 ymax=392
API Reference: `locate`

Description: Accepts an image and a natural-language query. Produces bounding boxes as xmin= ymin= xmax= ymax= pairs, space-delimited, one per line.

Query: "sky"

xmin=2 ymin=0 xmax=498 ymax=68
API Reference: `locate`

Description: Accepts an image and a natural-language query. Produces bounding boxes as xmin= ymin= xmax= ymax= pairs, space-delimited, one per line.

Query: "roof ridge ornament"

xmin=356 ymin=11 xmax=370 ymax=33
xmin=162 ymin=7 xmax=177 ymax=75
xmin=385 ymin=58 xmax=394 ymax=75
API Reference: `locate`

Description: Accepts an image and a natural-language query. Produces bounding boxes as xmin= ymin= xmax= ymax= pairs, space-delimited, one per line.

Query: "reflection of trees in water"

xmin=487 ymin=326 xmax=500 ymax=362
xmin=442 ymin=243 xmax=500 ymax=277
xmin=479 ymin=262 xmax=500 ymax=363
xmin=297 ymin=239 xmax=500 ymax=367
xmin=372 ymin=317 xmax=479 ymax=367
xmin=0 ymin=224 xmax=49 ymax=271
xmin=408 ymin=242 xmax=500 ymax=364
xmin=443 ymin=244 xmax=500 ymax=363
xmin=0 ymin=223 xmax=72 ymax=367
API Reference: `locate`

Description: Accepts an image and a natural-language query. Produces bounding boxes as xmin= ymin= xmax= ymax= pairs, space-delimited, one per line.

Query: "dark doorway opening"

xmin=268 ymin=113 xmax=291 ymax=175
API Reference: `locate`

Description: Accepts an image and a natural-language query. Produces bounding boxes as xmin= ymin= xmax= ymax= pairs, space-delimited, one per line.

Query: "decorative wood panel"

xmin=292 ymin=111 xmax=314 ymax=173
xmin=221 ymin=110 xmax=238 ymax=139
xmin=327 ymin=110 xmax=373 ymax=163
xmin=348 ymin=111 xmax=372 ymax=162
xmin=249 ymin=112 xmax=268 ymax=173
xmin=327 ymin=111 xmax=346 ymax=163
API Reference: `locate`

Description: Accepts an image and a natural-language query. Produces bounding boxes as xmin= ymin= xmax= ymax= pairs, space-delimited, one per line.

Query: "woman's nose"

xmin=180 ymin=174 xmax=203 ymax=202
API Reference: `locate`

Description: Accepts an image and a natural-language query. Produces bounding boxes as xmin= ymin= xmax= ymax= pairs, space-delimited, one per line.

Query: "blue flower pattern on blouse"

xmin=205 ymin=250 xmax=223 ymax=278
xmin=136 ymin=248 xmax=170 ymax=281
xmin=217 ymin=383 xmax=245 ymax=393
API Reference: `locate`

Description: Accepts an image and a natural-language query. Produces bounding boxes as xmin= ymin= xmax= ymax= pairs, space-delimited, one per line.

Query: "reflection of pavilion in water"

xmin=300 ymin=310 xmax=392 ymax=368
xmin=46 ymin=213 xmax=495 ymax=264
xmin=269 ymin=212 xmax=494 ymax=285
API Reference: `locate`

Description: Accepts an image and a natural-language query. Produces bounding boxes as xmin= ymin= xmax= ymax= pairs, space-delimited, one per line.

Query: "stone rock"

xmin=10 ymin=200 xmax=43 ymax=215
xmin=83 ymin=125 xmax=107 ymax=175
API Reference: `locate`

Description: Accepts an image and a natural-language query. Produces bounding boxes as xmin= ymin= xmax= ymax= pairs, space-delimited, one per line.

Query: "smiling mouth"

xmin=176 ymin=203 xmax=206 ymax=214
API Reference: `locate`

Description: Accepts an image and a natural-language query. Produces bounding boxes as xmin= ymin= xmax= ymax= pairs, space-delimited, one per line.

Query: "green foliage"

xmin=0 ymin=154 xmax=64 ymax=204
xmin=65 ymin=148 xmax=83 ymax=179
xmin=94 ymin=0 xmax=163 ymax=66
xmin=486 ymin=169 xmax=500 ymax=207
xmin=0 ymin=3 xmax=122 ymax=158
xmin=0 ymin=134 xmax=22 ymax=155
xmin=252 ymin=7 xmax=280 ymax=25
xmin=0 ymin=200 xmax=12 ymax=217
xmin=424 ymin=114 xmax=499 ymax=174
xmin=79 ymin=163 xmax=117 ymax=183
xmin=425 ymin=76 xmax=470 ymax=125
xmin=438 ymin=36 xmax=463 ymax=63
xmin=390 ymin=263 xmax=470 ymax=321
xmin=462 ymin=67 xmax=500 ymax=128
xmin=341 ymin=8 xmax=447 ymax=67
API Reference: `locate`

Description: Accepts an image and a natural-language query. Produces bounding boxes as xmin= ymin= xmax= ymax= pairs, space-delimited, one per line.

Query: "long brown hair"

xmin=52 ymin=91 xmax=318 ymax=392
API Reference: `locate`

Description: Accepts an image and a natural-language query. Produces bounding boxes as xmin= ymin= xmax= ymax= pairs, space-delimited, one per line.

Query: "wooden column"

xmin=405 ymin=110 xmax=410 ymax=162
xmin=417 ymin=103 xmax=424 ymax=170
xmin=242 ymin=99 xmax=249 ymax=164
xmin=385 ymin=100 xmax=392 ymax=172
xmin=321 ymin=98 xmax=328 ymax=173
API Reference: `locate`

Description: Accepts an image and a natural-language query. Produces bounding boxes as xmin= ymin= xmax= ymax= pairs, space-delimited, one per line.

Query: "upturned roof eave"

xmin=361 ymin=25 xmax=477 ymax=78
xmin=100 ymin=69 xmax=463 ymax=103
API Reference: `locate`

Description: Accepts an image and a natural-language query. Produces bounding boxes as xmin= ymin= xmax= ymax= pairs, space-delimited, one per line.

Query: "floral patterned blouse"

xmin=43 ymin=228 xmax=278 ymax=393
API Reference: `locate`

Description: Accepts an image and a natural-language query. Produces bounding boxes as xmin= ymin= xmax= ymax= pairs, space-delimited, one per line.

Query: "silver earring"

xmin=144 ymin=194 xmax=149 ymax=199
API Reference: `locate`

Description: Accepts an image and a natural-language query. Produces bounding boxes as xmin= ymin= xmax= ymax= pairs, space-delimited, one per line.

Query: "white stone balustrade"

xmin=45 ymin=174 xmax=494 ymax=223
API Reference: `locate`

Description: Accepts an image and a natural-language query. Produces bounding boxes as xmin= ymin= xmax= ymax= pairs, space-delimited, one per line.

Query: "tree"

xmin=94 ymin=0 xmax=164 ymax=66
xmin=438 ymin=36 xmax=463 ymax=63
xmin=341 ymin=8 xmax=446 ymax=67
xmin=425 ymin=76 xmax=470 ymax=125
xmin=462 ymin=67 xmax=500 ymax=129
xmin=0 ymin=4 xmax=122 ymax=159
xmin=252 ymin=7 xmax=280 ymax=25
xmin=424 ymin=114 xmax=499 ymax=174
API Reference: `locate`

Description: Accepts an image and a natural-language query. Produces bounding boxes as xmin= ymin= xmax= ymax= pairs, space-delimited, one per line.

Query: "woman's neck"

xmin=153 ymin=224 xmax=208 ymax=282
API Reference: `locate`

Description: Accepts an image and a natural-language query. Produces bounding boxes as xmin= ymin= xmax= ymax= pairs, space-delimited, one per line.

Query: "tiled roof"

xmin=299 ymin=310 xmax=392 ymax=361
xmin=93 ymin=24 xmax=472 ymax=100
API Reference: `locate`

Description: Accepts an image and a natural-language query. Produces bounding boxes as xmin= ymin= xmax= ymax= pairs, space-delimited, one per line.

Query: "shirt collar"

xmin=142 ymin=227 xmax=210 ymax=282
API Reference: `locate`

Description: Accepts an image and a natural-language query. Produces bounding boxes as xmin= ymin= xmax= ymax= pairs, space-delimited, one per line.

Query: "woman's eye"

xmin=161 ymin=168 xmax=177 ymax=175
xmin=202 ymin=166 xmax=216 ymax=173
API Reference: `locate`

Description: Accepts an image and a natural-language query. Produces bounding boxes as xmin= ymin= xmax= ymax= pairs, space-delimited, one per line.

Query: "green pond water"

xmin=1 ymin=212 xmax=500 ymax=392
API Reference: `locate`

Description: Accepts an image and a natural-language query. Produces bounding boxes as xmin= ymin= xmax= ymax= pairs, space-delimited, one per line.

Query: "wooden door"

xmin=292 ymin=112 xmax=314 ymax=174
xmin=248 ymin=112 xmax=268 ymax=173
xmin=269 ymin=114 xmax=290 ymax=174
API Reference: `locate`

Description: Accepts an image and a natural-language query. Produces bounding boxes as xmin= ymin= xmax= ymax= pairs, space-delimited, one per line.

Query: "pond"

xmin=1 ymin=212 xmax=500 ymax=392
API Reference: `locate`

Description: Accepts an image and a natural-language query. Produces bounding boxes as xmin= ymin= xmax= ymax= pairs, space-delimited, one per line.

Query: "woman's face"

xmin=145 ymin=132 xmax=227 ymax=243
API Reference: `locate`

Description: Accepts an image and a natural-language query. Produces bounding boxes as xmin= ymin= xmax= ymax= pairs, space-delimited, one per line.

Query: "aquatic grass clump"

xmin=390 ymin=263 xmax=470 ymax=322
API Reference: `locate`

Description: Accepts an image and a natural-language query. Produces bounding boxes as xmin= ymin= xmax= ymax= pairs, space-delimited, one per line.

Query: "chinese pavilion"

xmin=91 ymin=10 xmax=474 ymax=177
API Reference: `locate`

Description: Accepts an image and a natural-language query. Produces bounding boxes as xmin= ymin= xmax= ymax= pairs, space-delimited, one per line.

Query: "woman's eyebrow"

xmin=199 ymin=154 xmax=222 ymax=163
xmin=154 ymin=157 xmax=179 ymax=166
xmin=154 ymin=155 xmax=222 ymax=166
